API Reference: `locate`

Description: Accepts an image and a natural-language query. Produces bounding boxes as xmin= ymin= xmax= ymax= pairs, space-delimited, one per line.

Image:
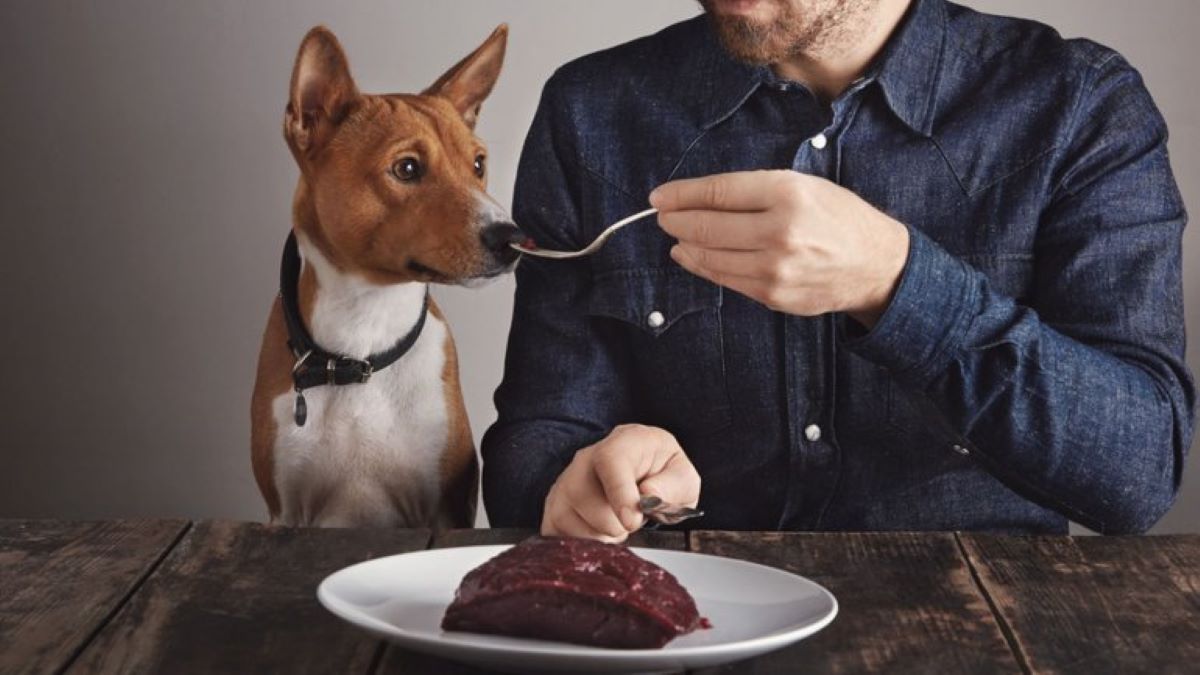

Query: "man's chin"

xmin=700 ymin=0 xmax=806 ymax=65
xmin=709 ymin=16 xmax=781 ymax=65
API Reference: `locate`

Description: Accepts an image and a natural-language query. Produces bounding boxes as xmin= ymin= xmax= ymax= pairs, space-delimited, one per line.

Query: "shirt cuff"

xmin=839 ymin=225 xmax=980 ymax=388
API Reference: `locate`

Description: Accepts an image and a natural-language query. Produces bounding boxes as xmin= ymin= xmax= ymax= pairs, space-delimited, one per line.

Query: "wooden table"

xmin=2 ymin=521 xmax=1197 ymax=674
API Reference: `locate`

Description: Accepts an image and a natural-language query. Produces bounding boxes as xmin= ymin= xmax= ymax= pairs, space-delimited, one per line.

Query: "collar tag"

xmin=277 ymin=231 xmax=430 ymax=426
xmin=293 ymin=389 xmax=308 ymax=427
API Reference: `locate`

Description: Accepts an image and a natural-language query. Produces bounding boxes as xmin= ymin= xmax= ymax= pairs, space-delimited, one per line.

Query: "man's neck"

xmin=772 ymin=0 xmax=913 ymax=102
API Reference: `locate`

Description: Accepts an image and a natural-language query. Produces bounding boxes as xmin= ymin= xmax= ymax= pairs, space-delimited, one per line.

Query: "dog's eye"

xmin=391 ymin=157 xmax=422 ymax=183
xmin=473 ymin=154 xmax=486 ymax=179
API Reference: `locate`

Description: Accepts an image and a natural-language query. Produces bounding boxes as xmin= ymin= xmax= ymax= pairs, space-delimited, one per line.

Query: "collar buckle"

xmin=325 ymin=356 xmax=373 ymax=385
xmin=291 ymin=349 xmax=313 ymax=385
xmin=280 ymin=232 xmax=426 ymax=391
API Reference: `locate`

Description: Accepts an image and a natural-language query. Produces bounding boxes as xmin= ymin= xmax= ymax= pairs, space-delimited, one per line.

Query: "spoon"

xmin=509 ymin=207 xmax=659 ymax=260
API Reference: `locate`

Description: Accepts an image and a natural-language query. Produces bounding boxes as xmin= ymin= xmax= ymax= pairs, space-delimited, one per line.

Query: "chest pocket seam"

xmin=931 ymin=135 xmax=1058 ymax=198
xmin=586 ymin=268 xmax=722 ymax=335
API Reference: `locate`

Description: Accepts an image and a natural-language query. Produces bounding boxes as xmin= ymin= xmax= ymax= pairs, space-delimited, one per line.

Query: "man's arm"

xmin=655 ymin=55 xmax=1194 ymax=533
xmin=843 ymin=55 xmax=1194 ymax=533
xmin=480 ymin=74 xmax=631 ymax=527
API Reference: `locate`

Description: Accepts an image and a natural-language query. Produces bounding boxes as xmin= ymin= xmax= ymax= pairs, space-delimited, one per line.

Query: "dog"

xmin=251 ymin=24 xmax=521 ymax=528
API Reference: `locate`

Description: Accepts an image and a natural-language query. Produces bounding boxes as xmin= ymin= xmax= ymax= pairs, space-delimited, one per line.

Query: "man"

xmin=481 ymin=0 xmax=1194 ymax=539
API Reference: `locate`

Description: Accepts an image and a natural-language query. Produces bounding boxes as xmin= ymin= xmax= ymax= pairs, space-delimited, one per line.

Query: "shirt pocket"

xmin=586 ymin=268 xmax=733 ymax=435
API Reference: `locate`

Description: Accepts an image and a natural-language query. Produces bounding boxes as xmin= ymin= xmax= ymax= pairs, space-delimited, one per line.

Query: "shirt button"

xmin=810 ymin=133 xmax=828 ymax=150
xmin=804 ymin=424 xmax=822 ymax=442
xmin=646 ymin=311 xmax=665 ymax=329
xmin=952 ymin=444 xmax=970 ymax=456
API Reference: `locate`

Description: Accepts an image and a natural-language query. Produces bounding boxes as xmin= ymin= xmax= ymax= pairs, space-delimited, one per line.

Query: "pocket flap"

xmin=587 ymin=268 xmax=721 ymax=336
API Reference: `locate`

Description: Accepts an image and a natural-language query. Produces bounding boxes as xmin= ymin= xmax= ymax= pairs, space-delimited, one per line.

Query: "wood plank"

xmin=690 ymin=531 xmax=1021 ymax=674
xmin=959 ymin=534 xmax=1200 ymax=675
xmin=374 ymin=529 xmax=688 ymax=675
xmin=429 ymin=527 xmax=688 ymax=550
xmin=0 ymin=519 xmax=188 ymax=675
xmin=66 ymin=521 xmax=429 ymax=675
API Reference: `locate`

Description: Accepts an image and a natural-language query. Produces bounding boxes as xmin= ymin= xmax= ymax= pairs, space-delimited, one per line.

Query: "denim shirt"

xmin=481 ymin=0 xmax=1194 ymax=534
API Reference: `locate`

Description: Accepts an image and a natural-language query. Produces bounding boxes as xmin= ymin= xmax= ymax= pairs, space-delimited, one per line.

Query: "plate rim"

xmin=317 ymin=543 xmax=838 ymax=663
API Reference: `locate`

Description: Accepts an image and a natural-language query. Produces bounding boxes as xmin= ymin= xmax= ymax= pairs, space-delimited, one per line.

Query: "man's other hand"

xmin=652 ymin=170 xmax=910 ymax=329
xmin=540 ymin=424 xmax=700 ymax=542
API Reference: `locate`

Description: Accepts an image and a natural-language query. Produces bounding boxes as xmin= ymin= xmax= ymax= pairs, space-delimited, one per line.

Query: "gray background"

xmin=1 ymin=0 xmax=1196 ymax=532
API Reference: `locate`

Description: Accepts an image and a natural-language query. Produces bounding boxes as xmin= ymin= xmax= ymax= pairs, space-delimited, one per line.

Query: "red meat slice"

xmin=441 ymin=536 xmax=702 ymax=648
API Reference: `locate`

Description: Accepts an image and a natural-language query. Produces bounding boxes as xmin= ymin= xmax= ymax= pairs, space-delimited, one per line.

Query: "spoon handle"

xmin=510 ymin=207 xmax=659 ymax=260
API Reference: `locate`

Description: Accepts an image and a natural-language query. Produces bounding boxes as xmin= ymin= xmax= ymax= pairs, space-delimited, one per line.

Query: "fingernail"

xmin=669 ymin=245 xmax=680 ymax=261
xmin=649 ymin=187 xmax=662 ymax=207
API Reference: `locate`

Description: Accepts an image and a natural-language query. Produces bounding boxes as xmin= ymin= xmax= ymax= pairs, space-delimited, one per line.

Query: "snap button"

xmin=804 ymin=424 xmax=822 ymax=442
xmin=952 ymin=444 xmax=970 ymax=456
xmin=646 ymin=311 xmax=665 ymax=329
xmin=810 ymin=133 xmax=828 ymax=150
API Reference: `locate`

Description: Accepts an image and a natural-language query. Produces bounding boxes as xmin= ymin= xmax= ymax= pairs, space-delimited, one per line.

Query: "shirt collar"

xmin=697 ymin=0 xmax=948 ymax=137
xmin=697 ymin=19 xmax=767 ymax=130
xmin=873 ymin=0 xmax=947 ymax=137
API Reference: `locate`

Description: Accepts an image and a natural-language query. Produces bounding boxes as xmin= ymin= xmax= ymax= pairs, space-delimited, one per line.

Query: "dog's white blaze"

xmin=455 ymin=191 xmax=517 ymax=290
xmin=474 ymin=190 xmax=511 ymax=230
xmin=271 ymin=236 xmax=449 ymax=527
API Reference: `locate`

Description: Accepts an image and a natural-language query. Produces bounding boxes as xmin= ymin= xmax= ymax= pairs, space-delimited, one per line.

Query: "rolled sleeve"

xmin=836 ymin=52 xmax=1192 ymax=534
xmin=840 ymin=225 xmax=979 ymax=389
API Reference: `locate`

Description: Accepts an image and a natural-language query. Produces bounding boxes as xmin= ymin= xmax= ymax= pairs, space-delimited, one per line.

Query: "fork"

xmin=638 ymin=494 xmax=705 ymax=526
xmin=509 ymin=207 xmax=659 ymax=260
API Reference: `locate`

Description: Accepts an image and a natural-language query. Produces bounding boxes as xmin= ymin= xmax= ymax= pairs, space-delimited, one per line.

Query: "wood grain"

xmin=0 ymin=519 xmax=187 ymax=675
xmin=20 ymin=521 xmax=1195 ymax=674
xmin=689 ymin=531 xmax=1021 ymax=674
xmin=65 ymin=520 xmax=429 ymax=675
xmin=959 ymin=534 xmax=1200 ymax=675
xmin=429 ymin=527 xmax=688 ymax=550
xmin=373 ymin=528 xmax=688 ymax=675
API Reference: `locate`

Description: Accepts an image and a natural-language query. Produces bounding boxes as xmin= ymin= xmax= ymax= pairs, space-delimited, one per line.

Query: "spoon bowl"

xmin=510 ymin=207 xmax=659 ymax=260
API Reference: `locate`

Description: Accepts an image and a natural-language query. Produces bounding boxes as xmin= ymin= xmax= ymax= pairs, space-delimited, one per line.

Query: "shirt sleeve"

xmin=480 ymin=73 xmax=635 ymax=527
xmin=841 ymin=53 xmax=1195 ymax=533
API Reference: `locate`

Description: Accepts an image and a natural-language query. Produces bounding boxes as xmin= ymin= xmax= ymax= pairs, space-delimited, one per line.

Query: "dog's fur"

xmin=251 ymin=25 xmax=514 ymax=528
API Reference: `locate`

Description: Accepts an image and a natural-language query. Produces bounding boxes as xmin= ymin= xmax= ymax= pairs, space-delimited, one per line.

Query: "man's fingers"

xmin=570 ymin=503 xmax=629 ymax=542
xmin=650 ymin=171 xmax=787 ymax=213
xmin=671 ymin=246 xmax=787 ymax=309
xmin=591 ymin=446 xmax=645 ymax=531
xmin=671 ymin=244 xmax=768 ymax=279
xmin=548 ymin=506 xmax=627 ymax=543
xmin=657 ymin=210 xmax=773 ymax=250
xmin=671 ymin=244 xmax=759 ymax=290
xmin=638 ymin=452 xmax=701 ymax=507
xmin=573 ymin=474 xmax=632 ymax=538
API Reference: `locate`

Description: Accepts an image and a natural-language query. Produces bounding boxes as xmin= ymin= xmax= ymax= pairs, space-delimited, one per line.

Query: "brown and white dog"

xmin=251 ymin=25 xmax=520 ymax=528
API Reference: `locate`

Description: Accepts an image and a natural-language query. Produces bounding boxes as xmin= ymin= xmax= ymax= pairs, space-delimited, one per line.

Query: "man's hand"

xmin=651 ymin=170 xmax=911 ymax=329
xmin=541 ymin=424 xmax=700 ymax=542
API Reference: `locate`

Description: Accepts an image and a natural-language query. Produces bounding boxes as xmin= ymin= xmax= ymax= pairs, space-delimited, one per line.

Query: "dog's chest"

xmin=270 ymin=314 xmax=451 ymax=520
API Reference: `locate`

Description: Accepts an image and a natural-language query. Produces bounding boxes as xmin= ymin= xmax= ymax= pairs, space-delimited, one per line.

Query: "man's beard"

xmin=698 ymin=0 xmax=860 ymax=65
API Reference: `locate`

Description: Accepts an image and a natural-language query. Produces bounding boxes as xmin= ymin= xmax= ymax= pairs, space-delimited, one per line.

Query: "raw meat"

xmin=441 ymin=536 xmax=702 ymax=648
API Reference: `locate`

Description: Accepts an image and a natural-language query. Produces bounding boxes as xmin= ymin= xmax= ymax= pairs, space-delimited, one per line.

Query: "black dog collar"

xmin=279 ymin=231 xmax=430 ymax=426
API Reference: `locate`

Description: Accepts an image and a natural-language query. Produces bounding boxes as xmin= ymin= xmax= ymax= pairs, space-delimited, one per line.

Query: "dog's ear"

xmin=423 ymin=24 xmax=507 ymax=129
xmin=285 ymin=26 xmax=359 ymax=155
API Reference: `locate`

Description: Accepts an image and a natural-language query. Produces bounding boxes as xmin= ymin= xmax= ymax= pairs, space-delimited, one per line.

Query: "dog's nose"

xmin=480 ymin=221 xmax=524 ymax=264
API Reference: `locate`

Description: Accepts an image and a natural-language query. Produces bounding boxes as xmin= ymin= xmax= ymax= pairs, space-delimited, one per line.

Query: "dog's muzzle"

xmin=480 ymin=221 xmax=525 ymax=267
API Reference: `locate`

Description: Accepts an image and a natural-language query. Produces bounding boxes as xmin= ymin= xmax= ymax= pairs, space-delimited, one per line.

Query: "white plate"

xmin=318 ymin=544 xmax=837 ymax=673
